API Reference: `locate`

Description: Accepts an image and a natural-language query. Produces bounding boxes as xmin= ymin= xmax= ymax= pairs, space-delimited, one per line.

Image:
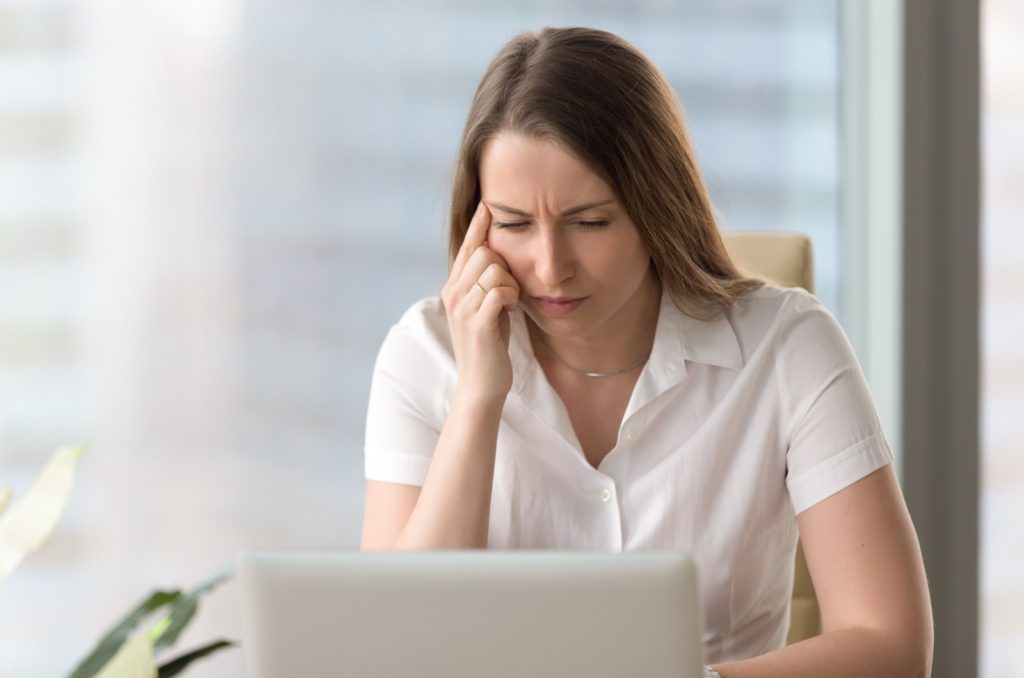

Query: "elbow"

xmin=911 ymin=604 xmax=935 ymax=677
xmin=883 ymin=616 xmax=934 ymax=677
xmin=853 ymin=603 xmax=933 ymax=676
xmin=912 ymin=627 xmax=934 ymax=678
xmin=901 ymin=648 xmax=932 ymax=678
xmin=860 ymin=625 xmax=932 ymax=677
xmin=904 ymin=651 xmax=932 ymax=678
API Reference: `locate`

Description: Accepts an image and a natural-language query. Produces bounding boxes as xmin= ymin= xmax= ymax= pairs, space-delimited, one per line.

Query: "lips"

xmin=532 ymin=296 xmax=588 ymax=316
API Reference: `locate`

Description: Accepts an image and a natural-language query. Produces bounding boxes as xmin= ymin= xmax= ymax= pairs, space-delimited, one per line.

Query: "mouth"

xmin=534 ymin=295 xmax=585 ymax=303
xmin=531 ymin=296 xmax=588 ymax=316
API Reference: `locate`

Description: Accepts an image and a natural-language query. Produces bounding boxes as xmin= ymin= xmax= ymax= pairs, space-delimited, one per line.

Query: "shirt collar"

xmin=670 ymin=289 xmax=745 ymax=372
xmin=625 ymin=286 xmax=744 ymax=422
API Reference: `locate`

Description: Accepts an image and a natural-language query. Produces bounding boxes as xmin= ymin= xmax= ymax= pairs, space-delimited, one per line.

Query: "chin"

xmin=524 ymin=305 xmax=597 ymax=336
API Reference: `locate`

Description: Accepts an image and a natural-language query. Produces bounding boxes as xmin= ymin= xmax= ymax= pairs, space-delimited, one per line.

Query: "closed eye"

xmin=493 ymin=220 xmax=609 ymax=231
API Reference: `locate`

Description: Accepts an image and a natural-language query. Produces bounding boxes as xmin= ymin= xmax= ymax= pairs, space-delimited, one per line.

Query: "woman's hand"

xmin=441 ymin=200 xmax=521 ymax=403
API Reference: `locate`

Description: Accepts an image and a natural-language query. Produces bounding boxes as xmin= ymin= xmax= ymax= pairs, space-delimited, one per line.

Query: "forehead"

xmin=479 ymin=132 xmax=613 ymax=204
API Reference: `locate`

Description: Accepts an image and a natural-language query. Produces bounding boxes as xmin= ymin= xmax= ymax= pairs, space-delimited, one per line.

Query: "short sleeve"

xmin=363 ymin=302 xmax=454 ymax=487
xmin=776 ymin=290 xmax=894 ymax=515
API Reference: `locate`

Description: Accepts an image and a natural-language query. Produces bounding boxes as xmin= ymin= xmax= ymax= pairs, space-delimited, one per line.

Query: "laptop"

xmin=237 ymin=550 xmax=705 ymax=678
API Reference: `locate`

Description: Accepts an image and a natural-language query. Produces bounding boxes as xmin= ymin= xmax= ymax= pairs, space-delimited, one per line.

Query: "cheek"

xmin=586 ymin=236 xmax=646 ymax=278
xmin=589 ymin=249 xmax=649 ymax=298
xmin=616 ymin=232 xmax=651 ymax=270
xmin=486 ymin=238 xmax=528 ymax=279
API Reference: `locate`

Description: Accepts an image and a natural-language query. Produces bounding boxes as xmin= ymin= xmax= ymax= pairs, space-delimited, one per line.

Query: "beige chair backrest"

xmin=720 ymin=231 xmax=822 ymax=645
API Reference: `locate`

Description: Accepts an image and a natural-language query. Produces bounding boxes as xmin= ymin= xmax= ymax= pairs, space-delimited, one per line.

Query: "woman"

xmin=361 ymin=26 xmax=933 ymax=677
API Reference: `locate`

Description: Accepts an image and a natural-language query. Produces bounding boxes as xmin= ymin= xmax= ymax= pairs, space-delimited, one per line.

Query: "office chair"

xmin=721 ymin=231 xmax=821 ymax=645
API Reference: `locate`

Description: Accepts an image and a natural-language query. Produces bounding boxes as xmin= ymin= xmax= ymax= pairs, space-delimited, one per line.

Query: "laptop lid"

xmin=237 ymin=550 xmax=705 ymax=678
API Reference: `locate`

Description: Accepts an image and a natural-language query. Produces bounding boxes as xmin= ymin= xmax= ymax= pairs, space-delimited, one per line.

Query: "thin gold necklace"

xmin=533 ymin=332 xmax=650 ymax=378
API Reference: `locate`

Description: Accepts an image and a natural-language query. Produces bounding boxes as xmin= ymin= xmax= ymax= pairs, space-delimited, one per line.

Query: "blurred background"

xmin=0 ymin=0 xmax=1018 ymax=676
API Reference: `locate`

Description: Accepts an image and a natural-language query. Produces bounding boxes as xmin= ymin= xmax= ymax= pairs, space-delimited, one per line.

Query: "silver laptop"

xmin=237 ymin=550 xmax=705 ymax=678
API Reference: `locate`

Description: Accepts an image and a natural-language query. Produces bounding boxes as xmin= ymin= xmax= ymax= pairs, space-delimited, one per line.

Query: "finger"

xmin=456 ymin=251 xmax=497 ymax=317
xmin=502 ymin=288 xmax=522 ymax=313
xmin=480 ymin=285 xmax=521 ymax=318
xmin=460 ymin=245 xmax=499 ymax=293
xmin=451 ymin=200 xmax=491 ymax=281
xmin=461 ymin=262 xmax=520 ymax=317
xmin=454 ymin=200 xmax=491 ymax=279
xmin=457 ymin=272 xmax=503 ymax=319
xmin=487 ymin=253 xmax=521 ymax=296
xmin=478 ymin=262 xmax=521 ymax=296
xmin=487 ymin=247 xmax=513 ymax=274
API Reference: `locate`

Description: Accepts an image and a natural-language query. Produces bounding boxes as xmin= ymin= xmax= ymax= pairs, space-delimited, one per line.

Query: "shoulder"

xmin=392 ymin=295 xmax=453 ymax=350
xmin=725 ymin=282 xmax=834 ymax=357
xmin=366 ymin=297 xmax=456 ymax=448
xmin=729 ymin=283 xmax=864 ymax=413
xmin=374 ymin=295 xmax=456 ymax=378
xmin=729 ymin=281 xmax=824 ymax=322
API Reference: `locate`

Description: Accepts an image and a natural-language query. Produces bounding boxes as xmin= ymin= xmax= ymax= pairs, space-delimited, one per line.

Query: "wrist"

xmin=452 ymin=385 xmax=507 ymax=416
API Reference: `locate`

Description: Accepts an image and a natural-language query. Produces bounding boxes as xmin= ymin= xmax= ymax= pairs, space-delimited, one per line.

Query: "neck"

xmin=527 ymin=268 xmax=662 ymax=377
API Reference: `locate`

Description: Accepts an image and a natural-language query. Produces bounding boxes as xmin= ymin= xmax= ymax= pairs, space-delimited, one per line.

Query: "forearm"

xmin=393 ymin=388 xmax=504 ymax=550
xmin=712 ymin=626 xmax=929 ymax=678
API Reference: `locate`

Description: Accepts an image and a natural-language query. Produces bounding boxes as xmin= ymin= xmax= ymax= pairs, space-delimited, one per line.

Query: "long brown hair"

xmin=447 ymin=26 xmax=764 ymax=319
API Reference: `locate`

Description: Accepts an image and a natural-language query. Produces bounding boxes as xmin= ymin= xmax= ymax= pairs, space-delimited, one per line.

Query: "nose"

xmin=533 ymin=227 xmax=575 ymax=288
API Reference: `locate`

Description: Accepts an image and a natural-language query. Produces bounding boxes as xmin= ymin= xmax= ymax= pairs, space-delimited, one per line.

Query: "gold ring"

xmin=475 ymin=281 xmax=487 ymax=295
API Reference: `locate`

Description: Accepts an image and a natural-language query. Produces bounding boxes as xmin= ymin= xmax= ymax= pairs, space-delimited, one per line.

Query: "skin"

xmin=479 ymin=131 xmax=662 ymax=378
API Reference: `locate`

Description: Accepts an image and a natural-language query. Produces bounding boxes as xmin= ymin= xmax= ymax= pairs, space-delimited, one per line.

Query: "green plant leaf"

xmin=71 ymin=567 xmax=236 ymax=677
xmin=69 ymin=590 xmax=182 ymax=678
xmin=156 ymin=639 xmax=236 ymax=678
xmin=0 ymin=443 xmax=89 ymax=580
xmin=93 ymin=629 xmax=158 ymax=678
xmin=153 ymin=568 xmax=234 ymax=651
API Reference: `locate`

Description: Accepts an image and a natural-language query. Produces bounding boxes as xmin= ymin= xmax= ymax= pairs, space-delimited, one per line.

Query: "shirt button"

xmin=600 ymin=488 xmax=612 ymax=502
xmin=625 ymin=432 xmax=634 ymax=441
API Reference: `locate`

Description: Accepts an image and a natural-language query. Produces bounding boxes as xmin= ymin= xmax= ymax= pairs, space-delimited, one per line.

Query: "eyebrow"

xmin=484 ymin=199 xmax=615 ymax=218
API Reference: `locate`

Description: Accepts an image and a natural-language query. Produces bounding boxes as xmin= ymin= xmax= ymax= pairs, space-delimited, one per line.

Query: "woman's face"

xmin=479 ymin=131 xmax=656 ymax=340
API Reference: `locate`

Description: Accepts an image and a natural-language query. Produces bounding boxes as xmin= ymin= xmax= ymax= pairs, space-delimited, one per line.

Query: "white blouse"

xmin=363 ymin=282 xmax=894 ymax=664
